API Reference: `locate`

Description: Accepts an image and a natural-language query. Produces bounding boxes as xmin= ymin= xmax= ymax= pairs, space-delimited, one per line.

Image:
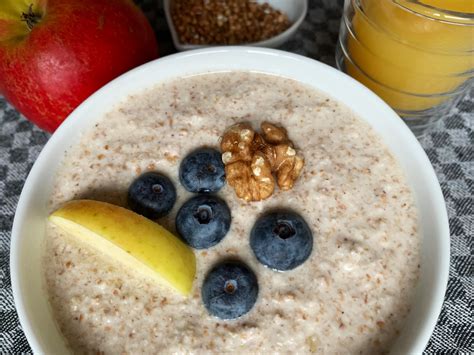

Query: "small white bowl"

xmin=11 ymin=47 xmax=449 ymax=353
xmin=163 ymin=0 xmax=308 ymax=51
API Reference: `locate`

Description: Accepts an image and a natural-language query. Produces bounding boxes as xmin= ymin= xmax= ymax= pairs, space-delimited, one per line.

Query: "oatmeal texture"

xmin=45 ymin=73 xmax=420 ymax=354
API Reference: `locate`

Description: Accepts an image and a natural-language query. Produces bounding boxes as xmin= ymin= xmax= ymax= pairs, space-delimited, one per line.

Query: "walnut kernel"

xmin=261 ymin=122 xmax=289 ymax=144
xmin=220 ymin=123 xmax=254 ymax=164
xmin=274 ymin=144 xmax=305 ymax=191
xmin=220 ymin=121 xmax=305 ymax=201
xmin=225 ymin=152 xmax=274 ymax=202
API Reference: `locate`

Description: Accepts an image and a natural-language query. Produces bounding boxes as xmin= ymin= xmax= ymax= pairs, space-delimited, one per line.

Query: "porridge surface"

xmin=45 ymin=72 xmax=420 ymax=354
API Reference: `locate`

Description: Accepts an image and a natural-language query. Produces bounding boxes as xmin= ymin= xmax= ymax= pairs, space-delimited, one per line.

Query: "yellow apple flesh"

xmin=49 ymin=200 xmax=196 ymax=295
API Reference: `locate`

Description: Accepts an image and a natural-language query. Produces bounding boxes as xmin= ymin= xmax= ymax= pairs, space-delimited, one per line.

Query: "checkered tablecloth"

xmin=1 ymin=0 xmax=472 ymax=353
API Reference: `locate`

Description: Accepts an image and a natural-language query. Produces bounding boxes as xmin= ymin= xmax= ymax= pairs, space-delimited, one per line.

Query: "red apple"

xmin=0 ymin=0 xmax=158 ymax=132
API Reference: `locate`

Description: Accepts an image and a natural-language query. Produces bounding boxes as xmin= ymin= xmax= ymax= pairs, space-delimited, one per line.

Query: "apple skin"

xmin=0 ymin=0 xmax=158 ymax=132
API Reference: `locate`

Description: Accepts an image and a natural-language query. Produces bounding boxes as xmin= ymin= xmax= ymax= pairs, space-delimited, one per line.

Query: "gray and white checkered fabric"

xmin=1 ymin=0 xmax=472 ymax=353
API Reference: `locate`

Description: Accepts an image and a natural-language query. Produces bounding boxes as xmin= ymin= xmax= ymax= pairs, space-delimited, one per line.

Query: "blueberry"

xmin=179 ymin=148 xmax=225 ymax=193
xmin=250 ymin=211 xmax=313 ymax=271
xmin=202 ymin=262 xmax=258 ymax=320
xmin=176 ymin=195 xmax=231 ymax=249
xmin=128 ymin=172 xmax=176 ymax=219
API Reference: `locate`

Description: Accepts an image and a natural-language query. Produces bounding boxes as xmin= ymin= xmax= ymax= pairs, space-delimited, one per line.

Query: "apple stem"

xmin=21 ymin=4 xmax=42 ymax=31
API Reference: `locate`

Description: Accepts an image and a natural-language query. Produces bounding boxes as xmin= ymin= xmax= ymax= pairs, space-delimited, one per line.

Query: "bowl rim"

xmin=163 ymin=0 xmax=308 ymax=50
xmin=10 ymin=46 xmax=449 ymax=354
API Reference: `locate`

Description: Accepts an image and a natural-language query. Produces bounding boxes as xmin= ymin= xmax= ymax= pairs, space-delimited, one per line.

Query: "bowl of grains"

xmin=164 ymin=0 xmax=308 ymax=50
xmin=11 ymin=47 xmax=449 ymax=354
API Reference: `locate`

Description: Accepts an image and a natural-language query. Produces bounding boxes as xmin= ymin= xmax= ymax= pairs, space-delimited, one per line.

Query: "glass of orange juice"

xmin=336 ymin=0 xmax=473 ymax=136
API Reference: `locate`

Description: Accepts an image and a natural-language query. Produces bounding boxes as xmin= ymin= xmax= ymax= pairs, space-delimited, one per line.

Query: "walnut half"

xmin=261 ymin=121 xmax=289 ymax=144
xmin=273 ymin=144 xmax=305 ymax=191
xmin=225 ymin=152 xmax=275 ymax=202
xmin=221 ymin=123 xmax=254 ymax=164
xmin=220 ymin=122 xmax=304 ymax=201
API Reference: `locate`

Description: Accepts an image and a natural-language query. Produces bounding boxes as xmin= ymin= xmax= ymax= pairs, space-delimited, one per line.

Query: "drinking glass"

xmin=336 ymin=0 xmax=473 ymax=136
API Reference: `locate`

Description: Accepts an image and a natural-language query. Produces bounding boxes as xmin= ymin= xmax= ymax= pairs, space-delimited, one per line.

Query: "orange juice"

xmin=344 ymin=0 xmax=473 ymax=112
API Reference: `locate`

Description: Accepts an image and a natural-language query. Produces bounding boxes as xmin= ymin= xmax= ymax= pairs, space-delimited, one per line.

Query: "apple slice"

xmin=49 ymin=199 xmax=196 ymax=296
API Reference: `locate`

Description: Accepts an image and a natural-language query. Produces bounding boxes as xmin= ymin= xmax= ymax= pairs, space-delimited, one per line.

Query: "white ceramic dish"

xmin=11 ymin=47 xmax=449 ymax=354
xmin=163 ymin=0 xmax=308 ymax=51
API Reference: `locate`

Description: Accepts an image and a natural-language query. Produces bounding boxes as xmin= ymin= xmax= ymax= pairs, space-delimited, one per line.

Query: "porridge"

xmin=45 ymin=72 xmax=420 ymax=354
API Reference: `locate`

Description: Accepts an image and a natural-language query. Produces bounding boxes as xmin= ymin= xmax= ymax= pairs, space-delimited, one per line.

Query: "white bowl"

xmin=11 ymin=47 xmax=449 ymax=354
xmin=163 ymin=0 xmax=308 ymax=51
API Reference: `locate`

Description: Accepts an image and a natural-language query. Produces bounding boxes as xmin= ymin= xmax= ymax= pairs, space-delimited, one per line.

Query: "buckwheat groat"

xmin=44 ymin=72 xmax=420 ymax=354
